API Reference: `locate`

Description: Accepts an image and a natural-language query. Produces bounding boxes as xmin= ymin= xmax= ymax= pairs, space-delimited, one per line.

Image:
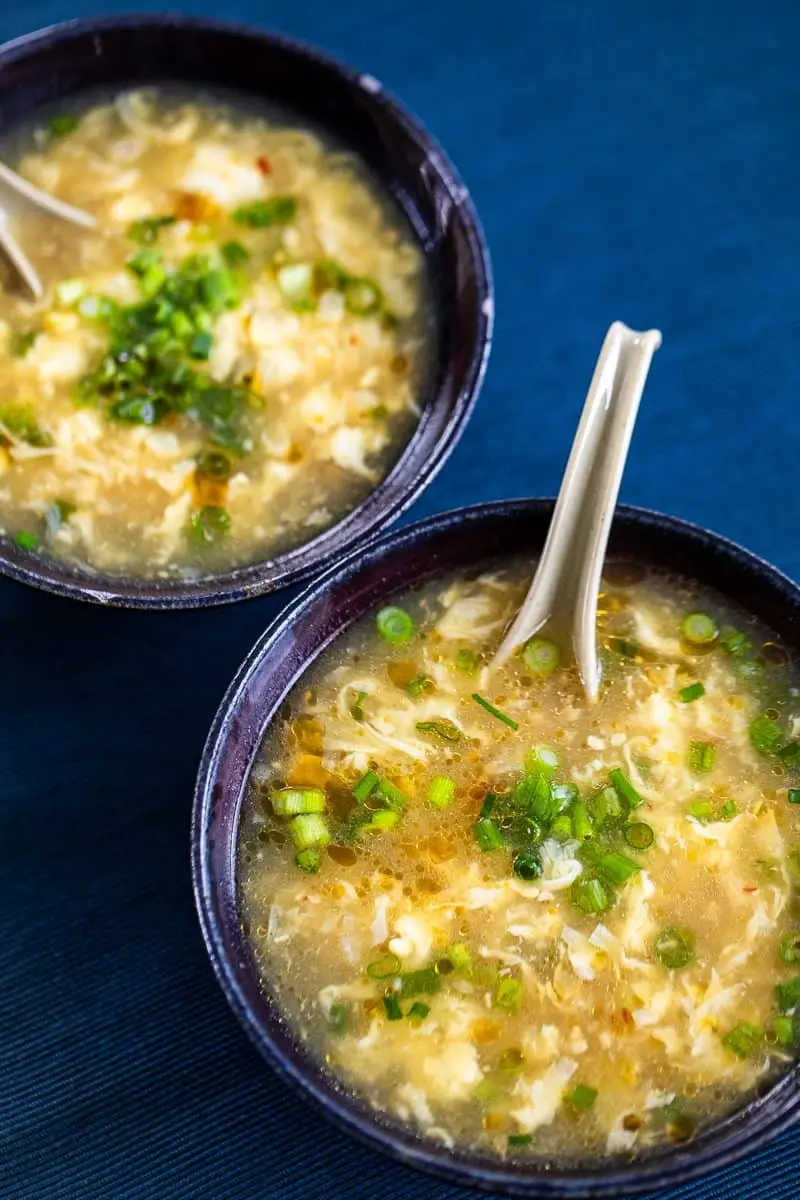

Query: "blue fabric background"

xmin=2 ymin=1 xmax=800 ymax=1196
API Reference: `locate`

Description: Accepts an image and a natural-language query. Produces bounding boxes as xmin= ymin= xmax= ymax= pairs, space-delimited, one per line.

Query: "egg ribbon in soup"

xmin=239 ymin=563 xmax=800 ymax=1160
xmin=0 ymin=89 xmax=431 ymax=576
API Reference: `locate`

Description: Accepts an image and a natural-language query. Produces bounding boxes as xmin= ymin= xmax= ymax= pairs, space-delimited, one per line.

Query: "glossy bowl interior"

xmin=0 ymin=14 xmax=492 ymax=608
xmin=193 ymin=498 xmax=800 ymax=1197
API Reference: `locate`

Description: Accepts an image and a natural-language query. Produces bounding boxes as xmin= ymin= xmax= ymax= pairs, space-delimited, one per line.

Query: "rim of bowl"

xmin=0 ymin=13 xmax=493 ymax=608
xmin=192 ymin=497 xmax=800 ymax=1197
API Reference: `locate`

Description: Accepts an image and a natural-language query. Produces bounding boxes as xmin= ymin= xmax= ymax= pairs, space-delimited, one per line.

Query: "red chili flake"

xmin=256 ymin=155 xmax=272 ymax=175
xmin=743 ymin=884 xmax=758 ymax=893
xmin=621 ymin=1007 xmax=633 ymax=1025
xmin=349 ymin=334 xmax=360 ymax=346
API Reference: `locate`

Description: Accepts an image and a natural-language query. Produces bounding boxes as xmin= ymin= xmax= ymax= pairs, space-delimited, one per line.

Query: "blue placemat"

xmin=3 ymin=1 xmax=800 ymax=1197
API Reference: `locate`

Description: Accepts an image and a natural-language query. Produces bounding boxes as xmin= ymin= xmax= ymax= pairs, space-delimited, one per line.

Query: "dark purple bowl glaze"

xmin=193 ymin=498 xmax=800 ymax=1196
xmin=0 ymin=14 xmax=492 ymax=608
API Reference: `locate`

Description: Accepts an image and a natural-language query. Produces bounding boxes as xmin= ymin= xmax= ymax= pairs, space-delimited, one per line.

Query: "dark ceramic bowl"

xmin=0 ymin=14 xmax=491 ymax=608
xmin=193 ymin=498 xmax=800 ymax=1196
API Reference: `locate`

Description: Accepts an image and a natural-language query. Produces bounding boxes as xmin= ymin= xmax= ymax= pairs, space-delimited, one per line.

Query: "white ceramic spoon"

xmin=0 ymin=163 xmax=95 ymax=300
xmin=492 ymin=320 xmax=662 ymax=700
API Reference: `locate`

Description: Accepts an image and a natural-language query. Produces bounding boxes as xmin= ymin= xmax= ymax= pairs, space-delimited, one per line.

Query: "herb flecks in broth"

xmin=0 ymin=88 xmax=431 ymax=577
xmin=240 ymin=565 xmax=800 ymax=1161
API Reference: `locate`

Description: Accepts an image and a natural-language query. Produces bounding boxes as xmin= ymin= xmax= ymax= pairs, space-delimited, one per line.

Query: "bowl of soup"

xmin=193 ymin=499 xmax=800 ymax=1195
xmin=0 ymin=16 xmax=491 ymax=606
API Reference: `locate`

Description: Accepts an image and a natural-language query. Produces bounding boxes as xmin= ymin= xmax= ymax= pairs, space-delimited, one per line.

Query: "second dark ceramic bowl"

xmin=193 ymin=498 xmax=800 ymax=1197
xmin=0 ymin=14 xmax=492 ymax=608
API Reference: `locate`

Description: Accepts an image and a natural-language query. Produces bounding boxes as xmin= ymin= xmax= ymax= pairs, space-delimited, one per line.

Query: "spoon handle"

xmin=492 ymin=321 xmax=661 ymax=699
xmin=0 ymin=163 xmax=95 ymax=300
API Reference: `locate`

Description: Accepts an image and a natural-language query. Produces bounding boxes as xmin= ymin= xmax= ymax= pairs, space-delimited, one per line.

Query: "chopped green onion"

xmin=398 ymin=968 xmax=440 ymax=997
xmin=328 ymin=1003 xmax=348 ymax=1033
xmin=720 ymin=628 xmax=754 ymax=656
xmin=471 ymin=692 xmax=519 ymax=730
xmin=610 ymin=637 xmax=639 ymax=658
xmin=687 ymin=741 xmax=716 ymax=773
xmin=220 ymin=240 xmax=249 ymax=267
xmin=566 ymin=1084 xmax=598 ymax=1110
xmin=270 ymin=788 xmax=326 ymax=816
xmin=775 ymin=976 xmax=800 ymax=1012
xmin=344 ymin=275 xmax=382 ymax=316
xmin=195 ymin=450 xmax=232 ymax=480
xmin=188 ymin=505 xmax=231 ymax=546
xmin=526 ymin=745 xmax=560 ymax=774
xmin=47 ymin=113 xmax=79 ymax=139
xmin=550 ymin=813 xmax=573 ymax=840
xmin=570 ymin=875 xmax=611 ymax=914
xmin=416 ymin=718 xmax=462 ymax=743
xmin=495 ymin=977 xmax=523 ymax=1011
xmin=720 ymin=799 xmax=738 ymax=820
xmin=608 ymin=768 xmax=644 ymax=810
xmin=367 ymin=953 xmax=402 ymax=979
xmin=447 ymin=943 xmax=472 ymax=973
xmin=750 ymin=714 xmax=784 ymax=756
xmin=352 ymin=771 xmax=379 ymax=802
xmin=653 ymin=926 xmax=695 ymax=970
xmin=14 ymin=530 xmax=38 ymax=552
xmin=383 ymin=993 xmax=403 ymax=1021
xmin=189 ymin=330 xmax=213 ymax=359
xmin=376 ymin=605 xmax=414 ymax=645
xmin=10 ymin=330 xmax=37 ymax=357
xmin=0 ymin=403 xmax=51 ymax=447
xmin=687 ymin=799 xmax=714 ymax=822
xmin=721 ymin=1022 xmax=763 ymax=1059
xmin=427 ymin=775 xmax=455 ymax=809
xmin=780 ymin=742 xmax=800 ymax=771
xmin=456 ymin=648 xmax=478 ymax=675
xmin=362 ymin=810 xmax=400 ymax=832
xmin=678 ymin=682 xmax=705 ymax=704
xmin=771 ymin=1015 xmax=796 ymax=1048
xmin=552 ymin=782 xmax=579 ymax=807
xmin=295 ymin=848 xmax=321 ymax=873
xmin=350 ymin=690 xmax=367 ymax=722
xmin=407 ymin=1002 xmax=430 ymax=1021
xmin=508 ymin=1134 xmax=532 ymax=1147
xmin=513 ymin=849 xmax=543 ymax=881
xmin=277 ymin=262 xmax=315 ymax=310
xmin=572 ymin=801 xmax=593 ymax=841
xmin=232 ymin=195 xmax=297 ymax=227
xmin=54 ymin=277 xmax=86 ymax=306
xmin=406 ymin=673 xmax=434 ymax=698
xmin=128 ymin=214 xmax=176 ymax=245
xmin=588 ymin=785 xmax=624 ymax=828
xmin=681 ymin=612 xmax=719 ymax=645
xmin=779 ymin=932 xmax=800 ymax=965
xmin=480 ymin=792 xmax=496 ymax=818
xmin=522 ymin=636 xmax=561 ymax=675
xmin=596 ymin=851 xmax=641 ymax=886
xmin=289 ymin=813 xmax=331 ymax=850
xmin=473 ymin=817 xmax=505 ymax=852
xmin=376 ymin=778 xmax=408 ymax=810
xmin=624 ymin=821 xmax=655 ymax=850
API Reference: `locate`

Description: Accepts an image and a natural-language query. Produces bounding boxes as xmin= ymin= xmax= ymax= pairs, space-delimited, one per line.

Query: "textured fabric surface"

xmin=2 ymin=1 xmax=800 ymax=1197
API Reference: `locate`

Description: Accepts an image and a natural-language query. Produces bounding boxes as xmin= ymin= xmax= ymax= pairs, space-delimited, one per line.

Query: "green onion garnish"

xmin=526 ymin=745 xmax=560 ymax=774
xmin=678 ymin=681 xmax=705 ymax=704
xmin=350 ymin=690 xmax=366 ymax=721
xmin=232 ymin=195 xmax=297 ymax=227
xmin=750 ymin=714 xmax=784 ymax=756
xmin=480 ymin=792 xmax=496 ymax=818
xmin=362 ymin=810 xmax=399 ymax=832
xmin=550 ymin=813 xmax=573 ymax=840
xmin=771 ymin=1015 xmax=796 ymax=1048
xmin=195 ymin=450 xmax=232 ymax=480
xmin=610 ymin=637 xmax=639 ymax=658
xmin=495 ymin=977 xmax=523 ymax=1011
xmin=624 ymin=821 xmax=655 ymax=850
xmin=47 ymin=114 xmax=79 ymax=139
xmin=295 ymin=848 xmax=321 ymax=873
xmin=608 ymin=768 xmax=644 ymax=809
xmin=780 ymin=742 xmax=800 ymax=771
xmin=570 ymin=875 xmax=611 ymax=914
xmin=407 ymin=1002 xmax=431 ymax=1021
xmin=686 ymin=798 xmax=714 ymax=822
xmin=653 ymin=926 xmax=695 ymax=970
xmin=552 ymin=782 xmax=579 ymax=807
xmin=473 ymin=817 xmax=505 ymax=852
xmin=398 ymin=968 xmax=440 ymax=997
xmin=189 ymin=330 xmax=214 ymax=359
xmin=54 ymin=277 xmax=86 ymax=306
xmin=14 ymin=530 xmax=39 ymax=552
xmin=456 ymin=648 xmax=478 ymax=675
xmin=344 ymin=276 xmax=383 ymax=317
xmin=367 ymin=953 xmax=401 ymax=979
xmin=221 ymin=240 xmax=250 ymax=267
xmin=376 ymin=605 xmax=415 ymax=645
xmin=416 ymin=719 xmax=462 ymax=743
xmin=328 ymin=1003 xmax=348 ymax=1033
xmin=513 ymin=849 xmax=543 ymax=881
xmin=779 ymin=932 xmax=800 ymax=965
xmin=720 ymin=628 xmax=754 ymax=656
xmin=721 ymin=1022 xmax=763 ymax=1059
xmin=596 ymin=850 xmax=641 ymax=886
xmin=681 ymin=612 xmax=719 ymax=645
xmin=406 ymin=673 xmax=434 ymax=699
xmin=352 ymin=771 xmax=379 ymax=803
xmin=188 ymin=505 xmax=231 ymax=546
xmin=10 ymin=330 xmax=37 ymax=357
xmin=719 ymin=799 xmax=738 ymax=821
xmin=775 ymin=976 xmax=800 ymax=1011
xmin=522 ymin=636 xmax=561 ymax=675
xmin=427 ymin=775 xmax=455 ymax=809
xmin=383 ymin=993 xmax=403 ymax=1021
xmin=566 ymin=1084 xmax=598 ymax=1110
xmin=687 ymin=741 xmax=716 ymax=773
xmin=128 ymin=214 xmax=176 ymax=245
xmin=471 ymin=692 xmax=519 ymax=730
xmin=447 ymin=943 xmax=472 ymax=973
xmin=376 ymin=778 xmax=408 ymax=810
xmin=270 ymin=788 xmax=326 ymax=816
xmin=508 ymin=1134 xmax=532 ymax=1147
xmin=276 ymin=262 xmax=315 ymax=311
xmin=572 ymin=801 xmax=593 ymax=841
xmin=289 ymin=813 xmax=331 ymax=850
xmin=589 ymin=785 xmax=624 ymax=828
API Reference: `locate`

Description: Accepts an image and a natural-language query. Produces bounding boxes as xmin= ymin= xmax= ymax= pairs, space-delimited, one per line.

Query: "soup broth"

xmin=239 ymin=562 xmax=800 ymax=1161
xmin=0 ymin=88 xmax=431 ymax=577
